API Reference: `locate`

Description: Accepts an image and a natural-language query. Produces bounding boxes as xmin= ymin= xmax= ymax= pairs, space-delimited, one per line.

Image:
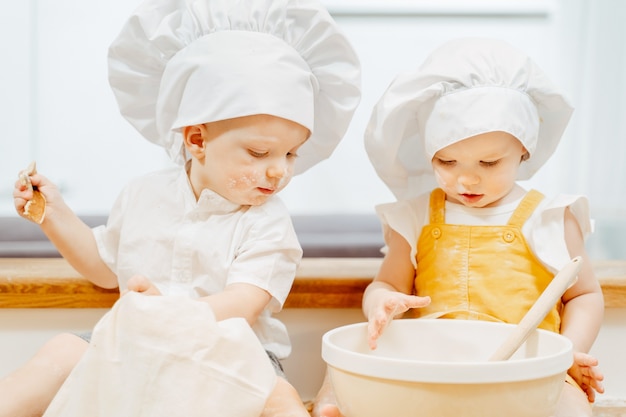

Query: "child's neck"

xmin=485 ymin=184 xmax=526 ymax=207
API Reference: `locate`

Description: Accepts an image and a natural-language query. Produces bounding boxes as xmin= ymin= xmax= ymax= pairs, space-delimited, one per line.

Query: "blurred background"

xmin=1 ymin=0 xmax=624 ymax=258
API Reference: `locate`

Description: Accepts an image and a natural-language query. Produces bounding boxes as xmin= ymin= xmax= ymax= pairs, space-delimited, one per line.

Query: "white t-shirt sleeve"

xmin=527 ymin=194 xmax=593 ymax=273
xmin=227 ymin=199 xmax=302 ymax=312
xmin=375 ymin=193 xmax=430 ymax=269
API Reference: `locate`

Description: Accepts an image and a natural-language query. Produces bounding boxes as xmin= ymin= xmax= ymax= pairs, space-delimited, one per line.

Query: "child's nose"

xmin=458 ymin=172 xmax=480 ymax=186
xmin=267 ymin=160 xmax=287 ymax=179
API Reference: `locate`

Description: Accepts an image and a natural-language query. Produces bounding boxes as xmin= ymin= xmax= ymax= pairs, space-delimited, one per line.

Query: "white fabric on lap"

xmin=43 ymin=292 xmax=276 ymax=417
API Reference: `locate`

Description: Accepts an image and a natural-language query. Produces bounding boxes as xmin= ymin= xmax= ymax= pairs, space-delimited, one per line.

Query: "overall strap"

xmin=429 ymin=188 xmax=446 ymax=224
xmin=507 ymin=189 xmax=545 ymax=227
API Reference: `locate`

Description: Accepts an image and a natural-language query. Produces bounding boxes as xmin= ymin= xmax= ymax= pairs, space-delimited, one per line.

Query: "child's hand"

xmin=13 ymin=163 xmax=60 ymax=224
xmin=124 ymin=275 xmax=162 ymax=296
xmin=366 ymin=292 xmax=430 ymax=350
xmin=568 ymin=351 xmax=604 ymax=402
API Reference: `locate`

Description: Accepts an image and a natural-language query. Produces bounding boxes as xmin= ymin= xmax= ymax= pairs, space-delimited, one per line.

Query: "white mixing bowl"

xmin=322 ymin=319 xmax=572 ymax=417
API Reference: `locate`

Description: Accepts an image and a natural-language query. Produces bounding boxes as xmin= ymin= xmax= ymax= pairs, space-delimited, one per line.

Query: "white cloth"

xmin=93 ymin=165 xmax=302 ymax=358
xmin=108 ymin=0 xmax=361 ymax=172
xmin=43 ymin=292 xmax=276 ymax=417
xmin=376 ymin=189 xmax=592 ymax=274
xmin=365 ymin=37 xmax=574 ymax=200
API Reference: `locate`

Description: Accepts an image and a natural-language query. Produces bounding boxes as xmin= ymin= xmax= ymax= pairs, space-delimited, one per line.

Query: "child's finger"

xmin=127 ymin=275 xmax=162 ymax=296
xmin=127 ymin=275 xmax=150 ymax=292
xmin=584 ymin=385 xmax=596 ymax=403
xmin=367 ymin=314 xmax=387 ymax=350
xmin=407 ymin=295 xmax=431 ymax=309
xmin=18 ymin=161 xmax=37 ymax=190
xmin=587 ymin=372 xmax=605 ymax=394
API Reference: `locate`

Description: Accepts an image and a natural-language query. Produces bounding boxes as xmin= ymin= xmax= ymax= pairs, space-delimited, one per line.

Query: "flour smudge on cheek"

xmin=228 ymin=170 xmax=260 ymax=190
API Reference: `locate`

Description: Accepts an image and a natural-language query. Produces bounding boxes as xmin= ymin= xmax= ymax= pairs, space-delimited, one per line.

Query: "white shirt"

xmin=93 ymin=165 xmax=302 ymax=358
xmin=376 ymin=188 xmax=593 ymax=274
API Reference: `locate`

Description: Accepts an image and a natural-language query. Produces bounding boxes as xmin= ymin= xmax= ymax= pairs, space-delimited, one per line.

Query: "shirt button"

xmin=431 ymin=227 xmax=441 ymax=239
xmin=503 ymin=230 xmax=516 ymax=243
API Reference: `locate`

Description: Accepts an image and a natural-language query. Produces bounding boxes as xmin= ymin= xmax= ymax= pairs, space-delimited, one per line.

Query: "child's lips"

xmin=459 ymin=193 xmax=483 ymax=203
xmin=257 ymin=187 xmax=275 ymax=195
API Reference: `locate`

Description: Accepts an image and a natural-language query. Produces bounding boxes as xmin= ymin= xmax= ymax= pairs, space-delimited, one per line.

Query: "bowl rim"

xmin=322 ymin=319 xmax=573 ymax=384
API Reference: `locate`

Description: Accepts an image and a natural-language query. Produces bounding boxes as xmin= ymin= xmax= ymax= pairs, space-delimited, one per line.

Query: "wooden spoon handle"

xmin=489 ymin=256 xmax=582 ymax=361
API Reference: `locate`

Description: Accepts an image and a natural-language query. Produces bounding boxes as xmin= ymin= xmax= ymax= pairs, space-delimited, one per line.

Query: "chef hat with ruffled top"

xmin=365 ymin=37 xmax=573 ymax=200
xmin=107 ymin=0 xmax=361 ymax=174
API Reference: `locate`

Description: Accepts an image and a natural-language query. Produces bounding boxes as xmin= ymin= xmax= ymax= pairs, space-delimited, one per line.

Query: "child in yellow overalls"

xmin=315 ymin=37 xmax=604 ymax=417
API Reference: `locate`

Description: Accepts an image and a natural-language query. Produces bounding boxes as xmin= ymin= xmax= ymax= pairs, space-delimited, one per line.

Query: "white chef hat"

xmin=108 ymin=0 xmax=361 ymax=174
xmin=365 ymin=37 xmax=573 ymax=200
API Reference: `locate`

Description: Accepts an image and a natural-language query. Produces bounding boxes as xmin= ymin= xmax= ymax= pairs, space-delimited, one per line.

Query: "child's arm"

xmin=126 ymin=273 xmax=271 ymax=325
xmin=199 ymin=284 xmax=272 ymax=324
xmin=362 ymin=227 xmax=430 ymax=349
xmin=13 ymin=171 xmax=118 ymax=289
xmin=559 ymin=208 xmax=605 ymax=400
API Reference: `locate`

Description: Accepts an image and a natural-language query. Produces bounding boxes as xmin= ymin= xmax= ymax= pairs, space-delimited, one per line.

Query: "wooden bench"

xmin=1 ymin=258 xmax=625 ymax=309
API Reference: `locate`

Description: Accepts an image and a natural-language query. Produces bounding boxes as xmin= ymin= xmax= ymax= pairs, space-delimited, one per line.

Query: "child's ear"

xmin=182 ymin=125 xmax=207 ymax=159
xmin=521 ymin=147 xmax=530 ymax=162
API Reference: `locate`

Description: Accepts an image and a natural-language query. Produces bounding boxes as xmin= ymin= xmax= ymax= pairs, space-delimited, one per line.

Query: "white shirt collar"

xmin=177 ymin=163 xmax=242 ymax=214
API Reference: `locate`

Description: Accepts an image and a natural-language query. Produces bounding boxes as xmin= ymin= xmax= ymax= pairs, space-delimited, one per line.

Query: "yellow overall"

xmin=414 ymin=188 xmax=561 ymax=332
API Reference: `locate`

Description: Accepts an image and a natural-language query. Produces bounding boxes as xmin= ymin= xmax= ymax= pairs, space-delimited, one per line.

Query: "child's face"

xmin=431 ymin=131 xmax=528 ymax=208
xmin=186 ymin=114 xmax=309 ymax=206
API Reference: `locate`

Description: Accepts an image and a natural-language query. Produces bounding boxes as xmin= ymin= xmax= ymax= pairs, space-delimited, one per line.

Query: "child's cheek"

xmin=276 ymin=167 xmax=293 ymax=191
xmin=434 ymin=168 xmax=449 ymax=189
xmin=228 ymin=170 xmax=260 ymax=189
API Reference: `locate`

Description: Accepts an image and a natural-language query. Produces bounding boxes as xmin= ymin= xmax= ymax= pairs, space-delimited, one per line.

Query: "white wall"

xmin=0 ymin=0 xmax=165 ymax=216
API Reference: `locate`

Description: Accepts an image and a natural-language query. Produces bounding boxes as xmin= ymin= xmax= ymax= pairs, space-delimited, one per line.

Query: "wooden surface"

xmin=0 ymin=258 xmax=624 ymax=309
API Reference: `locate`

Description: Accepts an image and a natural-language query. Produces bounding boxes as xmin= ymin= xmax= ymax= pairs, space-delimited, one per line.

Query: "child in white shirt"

xmin=8 ymin=0 xmax=360 ymax=415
